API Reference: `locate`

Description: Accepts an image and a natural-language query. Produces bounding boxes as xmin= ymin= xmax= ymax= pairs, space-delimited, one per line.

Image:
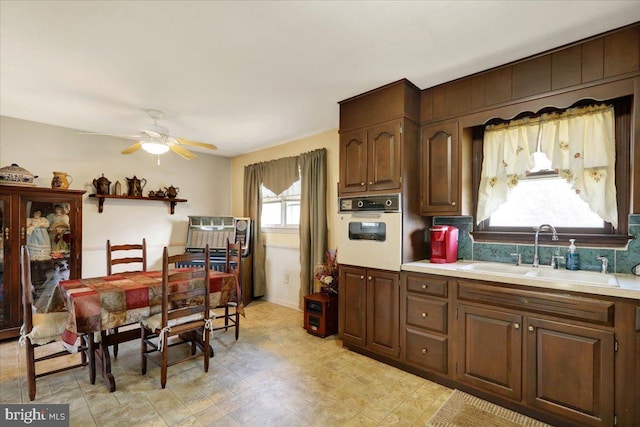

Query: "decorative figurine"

xmin=26 ymin=210 xmax=52 ymax=261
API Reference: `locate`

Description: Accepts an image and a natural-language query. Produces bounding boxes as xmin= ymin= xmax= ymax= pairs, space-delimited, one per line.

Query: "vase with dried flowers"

xmin=314 ymin=248 xmax=338 ymax=295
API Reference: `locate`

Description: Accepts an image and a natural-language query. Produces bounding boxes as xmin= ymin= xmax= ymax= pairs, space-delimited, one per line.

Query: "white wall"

xmin=0 ymin=116 xmax=232 ymax=277
xmin=264 ymin=245 xmax=301 ymax=310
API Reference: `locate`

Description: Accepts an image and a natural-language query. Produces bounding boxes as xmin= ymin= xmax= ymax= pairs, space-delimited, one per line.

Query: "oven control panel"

xmin=339 ymin=194 xmax=401 ymax=212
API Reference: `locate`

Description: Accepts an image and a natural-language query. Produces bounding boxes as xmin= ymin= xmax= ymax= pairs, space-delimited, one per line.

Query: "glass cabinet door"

xmin=23 ymin=198 xmax=75 ymax=313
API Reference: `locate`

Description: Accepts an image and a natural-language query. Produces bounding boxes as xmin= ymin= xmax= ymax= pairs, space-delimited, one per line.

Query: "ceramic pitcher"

xmin=51 ymin=171 xmax=73 ymax=189
xmin=126 ymin=175 xmax=147 ymax=197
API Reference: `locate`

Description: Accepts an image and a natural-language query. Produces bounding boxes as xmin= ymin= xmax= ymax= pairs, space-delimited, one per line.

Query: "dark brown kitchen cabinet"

xmin=420 ymin=120 xmax=460 ymax=215
xmin=456 ymin=286 xmax=615 ymax=427
xmin=339 ymin=265 xmax=400 ymax=359
xmin=401 ymin=273 xmax=449 ymax=375
xmin=339 ymin=119 xmax=402 ymax=195
xmin=0 ymin=186 xmax=85 ymax=339
xmin=456 ymin=304 xmax=522 ymax=400
xmin=525 ymin=317 xmax=614 ymax=427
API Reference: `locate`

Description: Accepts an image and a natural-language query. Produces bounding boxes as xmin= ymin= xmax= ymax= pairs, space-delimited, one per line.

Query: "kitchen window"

xmin=472 ymin=96 xmax=631 ymax=247
xmin=261 ymin=179 xmax=301 ymax=230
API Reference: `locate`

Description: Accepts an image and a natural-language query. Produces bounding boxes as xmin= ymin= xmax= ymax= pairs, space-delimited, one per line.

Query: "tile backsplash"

xmin=433 ymin=215 xmax=640 ymax=274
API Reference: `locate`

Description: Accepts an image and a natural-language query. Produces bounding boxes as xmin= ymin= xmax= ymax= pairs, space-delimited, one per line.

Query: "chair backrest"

xmin=107 ymin=238 xmax=147 ymax=275
xmin=162 ymin=245 xmax=211 ymax=328
xmin=225 ymin=238 xmax=242 ymax=285
xmin=20 ymin=245 xmax=34 ymax=332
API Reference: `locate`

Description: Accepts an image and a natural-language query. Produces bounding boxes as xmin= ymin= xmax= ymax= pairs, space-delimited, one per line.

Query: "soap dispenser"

xmin=565 ymin=239 xmax=581 ymax=271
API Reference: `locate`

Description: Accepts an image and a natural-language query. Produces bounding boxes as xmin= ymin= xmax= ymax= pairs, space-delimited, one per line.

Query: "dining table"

xmin=59 ymin=268 xmax=242 ymax=392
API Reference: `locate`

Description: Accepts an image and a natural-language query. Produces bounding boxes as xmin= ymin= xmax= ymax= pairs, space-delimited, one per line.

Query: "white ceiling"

xmin=1 ymin=1 xmax=639 ymax=158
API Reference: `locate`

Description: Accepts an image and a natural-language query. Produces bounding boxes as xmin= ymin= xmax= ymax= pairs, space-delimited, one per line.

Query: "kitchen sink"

xmin=458 ymin=262 xmax=619 ymax=287
xmin=458 ymin=262 xmax=528 ymax=275
xmin=525 ymin=268 xmax=619 ymax=287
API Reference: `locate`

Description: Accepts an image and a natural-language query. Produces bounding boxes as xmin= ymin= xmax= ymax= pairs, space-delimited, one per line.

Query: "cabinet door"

xmin=339 ymin=129 xmax=368 ymax=194
xmin=367 ymin=120 xmax=402 ymax=192
xmin=367 ymin=270 xmax=399 ymax=358
xmin=339 ymin=265 xmax=367 ymax=347
xmin=0 ymin=195 xmax=16 ymax=333
xmin=457 ymin=304 xmax=522 ymax=400
xmin=525 ymin=317 xmax=614 ymax=427
xmin=420 ymin=121 xmax=459 ymax=215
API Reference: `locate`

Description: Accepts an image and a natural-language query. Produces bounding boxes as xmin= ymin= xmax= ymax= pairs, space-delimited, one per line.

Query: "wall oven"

xmin=337 ymin=194 xmax=402 ymax=271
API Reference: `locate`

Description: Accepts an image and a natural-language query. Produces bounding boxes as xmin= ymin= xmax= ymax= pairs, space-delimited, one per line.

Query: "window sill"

xmin=261 ymin=227 xmax=299 ymax=234
xmin=471 ymin=231 xmax=633 ymax=249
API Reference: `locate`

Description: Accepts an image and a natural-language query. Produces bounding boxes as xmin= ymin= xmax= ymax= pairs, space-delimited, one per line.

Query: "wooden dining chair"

xmin=212 ymin=238 xmax=242 ymax=340
xmin=106 ymin=238 xmax=147 ymax=275
xmin=140 ymin=245 xmax=212 ymax=389
xmin=106 ymin=238 xmax=147 ymax=356
xmin=20 ymin=245 xmax=95 ymax=401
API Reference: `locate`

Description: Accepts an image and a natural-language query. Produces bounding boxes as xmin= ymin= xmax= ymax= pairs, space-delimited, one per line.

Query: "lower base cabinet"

xmin=339 ymin=265 xmax=400 ymax=359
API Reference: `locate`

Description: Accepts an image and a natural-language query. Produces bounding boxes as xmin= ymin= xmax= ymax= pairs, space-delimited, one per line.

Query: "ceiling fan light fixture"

xmin=141 ymin=140 xmax=169 ymax=155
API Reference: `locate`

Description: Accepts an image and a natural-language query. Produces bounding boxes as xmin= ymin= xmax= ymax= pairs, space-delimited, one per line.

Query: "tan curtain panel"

xmin=261 ymin=156 xmax=300 ymax=196
xmin=298 ymin=148 xmax=327 ymax=308
xmin=243 ymin=162 xmax=266 ymax=298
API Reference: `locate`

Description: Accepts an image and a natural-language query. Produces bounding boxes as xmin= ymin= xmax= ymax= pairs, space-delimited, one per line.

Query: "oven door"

xmin=337 ymin=212 xmax=402 ymax=271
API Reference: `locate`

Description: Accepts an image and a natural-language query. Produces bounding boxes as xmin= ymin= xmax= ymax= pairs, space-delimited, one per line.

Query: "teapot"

xmin=51 ymin=171 xmax=73 ymax=189
xmin=154 ymin=188 xmax=166 ymax=198
xmin=165 ymin=185 xmax=180 ymax=199
xmin=93 ymin=174 xmax=111 ymax=195
xmin=126 ymin=175 xmax=147 ymax=197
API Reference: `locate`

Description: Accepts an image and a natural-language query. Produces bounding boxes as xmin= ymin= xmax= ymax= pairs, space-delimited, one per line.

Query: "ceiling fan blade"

xmin=176 ymin=138 xmax=218 ymax=151
xmin=170 ymin=144 xmax=197 ymax=160
xmin=121 ymin=141 xmax=142 ymax=154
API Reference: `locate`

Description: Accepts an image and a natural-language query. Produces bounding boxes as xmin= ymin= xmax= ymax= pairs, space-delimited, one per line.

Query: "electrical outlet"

xmin=284 ymin=273 xmax=289 ymax=284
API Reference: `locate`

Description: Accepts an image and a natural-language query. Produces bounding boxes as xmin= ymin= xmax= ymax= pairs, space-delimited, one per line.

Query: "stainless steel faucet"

xmin=597 ymin=256 xmax=609 ymax=273
xmin=533 ymin=224 xmax=558 ymax=268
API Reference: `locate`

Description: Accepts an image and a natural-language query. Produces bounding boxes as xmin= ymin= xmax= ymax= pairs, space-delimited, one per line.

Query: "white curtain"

xmin=477 ymin=104 xmax=617 ymax=228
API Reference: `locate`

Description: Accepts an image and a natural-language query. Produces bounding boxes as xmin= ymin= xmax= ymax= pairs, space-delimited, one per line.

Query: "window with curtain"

xmin=473 ymin=97 xmax=631 ymax=246
xmin=261 ymin=179 xmax=301 ymax=229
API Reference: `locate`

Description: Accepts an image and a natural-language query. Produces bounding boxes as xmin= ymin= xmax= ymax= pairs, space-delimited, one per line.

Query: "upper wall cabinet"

xmin=420 ymin=24 xmax=640 ymax=125
xmin=339 ymin=119 xmax=403 ymax=194
xmin=339 ymin=79 xmax=420 ymax=196
xmin=420 ymin=120 xmax=460 ymax=215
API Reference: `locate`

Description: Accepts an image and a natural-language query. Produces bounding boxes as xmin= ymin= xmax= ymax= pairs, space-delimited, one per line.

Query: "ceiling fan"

xmin=86 ymin=109 xmax=217 ymax=160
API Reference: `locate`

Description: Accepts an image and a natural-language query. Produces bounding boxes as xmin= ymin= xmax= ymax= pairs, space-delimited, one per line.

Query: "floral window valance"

xmin=477 ymin=104 xmax=617 ymax=228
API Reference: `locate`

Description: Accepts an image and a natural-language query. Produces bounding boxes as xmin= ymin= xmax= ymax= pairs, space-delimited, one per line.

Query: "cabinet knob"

xmin=360 ymin=182 xmax=365 ymax=186
xmin=360 ymin=275 xmax=364 ymax=280
xmin=421 ymin=312 xmax=428 ymax=318
xmin=421 ymin=348 xmax=428 ymax=354
xmin=528 ymin=326 xmax=534 ymax=332
xmin=421 ymin=284 xmax=428 ymax=290
xmin=514 ymin=323 xmax=520 ymax=329
xmin=367 ymin=276 xmax=372 ymax=281
xmin=451 ymin=201 xmax=457 ymax=206
xmin=368 ymin=181 xmax=373 ymax=185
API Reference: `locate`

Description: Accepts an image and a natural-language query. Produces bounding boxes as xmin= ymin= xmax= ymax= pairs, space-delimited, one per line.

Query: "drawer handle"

xmin=421 ymin=348 xmax=428 ymax=354
xmin=421 ymin=284 xmax=428 ymax=290
xmin=514 ymin=323 xmax=520 ymax=329
xmin=528 ymin=326 xmax=534 ymax=332
xmin=421 ymin=312 xmax=428 ymax=318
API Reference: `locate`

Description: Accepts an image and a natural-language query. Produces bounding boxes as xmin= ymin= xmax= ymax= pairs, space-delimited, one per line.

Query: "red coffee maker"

xmin=430 ymin=226 xmax=459 ymax=263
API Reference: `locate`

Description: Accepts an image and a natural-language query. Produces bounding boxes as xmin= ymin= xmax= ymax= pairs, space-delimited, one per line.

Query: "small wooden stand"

xmin=304 ymin=293 xmax=338 ymax=338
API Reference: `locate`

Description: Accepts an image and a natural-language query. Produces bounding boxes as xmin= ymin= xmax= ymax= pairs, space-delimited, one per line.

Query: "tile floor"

xmin=0 ymin=300 xmax=454 ymax=426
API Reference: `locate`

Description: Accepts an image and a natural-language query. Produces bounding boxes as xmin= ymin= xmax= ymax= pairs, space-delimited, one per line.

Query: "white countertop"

xmin=402 ymin=260 xmax=640 ymax=300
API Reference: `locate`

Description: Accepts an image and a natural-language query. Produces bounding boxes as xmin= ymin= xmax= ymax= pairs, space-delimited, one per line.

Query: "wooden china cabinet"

xmin=0 ymin=185 xmax=85 ymax=339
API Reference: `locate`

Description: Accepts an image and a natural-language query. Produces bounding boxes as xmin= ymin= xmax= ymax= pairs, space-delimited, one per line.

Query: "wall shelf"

xmin=89 ymin=194 xmax=187 ymax=215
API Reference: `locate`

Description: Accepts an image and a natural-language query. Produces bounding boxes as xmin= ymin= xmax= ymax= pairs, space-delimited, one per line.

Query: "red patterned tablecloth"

xmin=60 ymin=269 xmax=242 ymax=345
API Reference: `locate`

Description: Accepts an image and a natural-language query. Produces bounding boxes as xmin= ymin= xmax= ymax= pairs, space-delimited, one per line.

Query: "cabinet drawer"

xmin=406 ymin=274 xmax=448 ymax=297
xmin=405 ymin=327 xmax=448 ymax=374
xmin=406 ymin=295 xmax=447 ymax=333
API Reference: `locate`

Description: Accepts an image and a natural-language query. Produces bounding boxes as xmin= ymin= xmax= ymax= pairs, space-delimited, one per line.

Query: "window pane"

xmin=261 ymin=202 xmax=282 ymax=226
xmin=490 ymin=177 xmax=604 ymax=228
xmin=286 ymin=201 xmax=300 ymax=225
